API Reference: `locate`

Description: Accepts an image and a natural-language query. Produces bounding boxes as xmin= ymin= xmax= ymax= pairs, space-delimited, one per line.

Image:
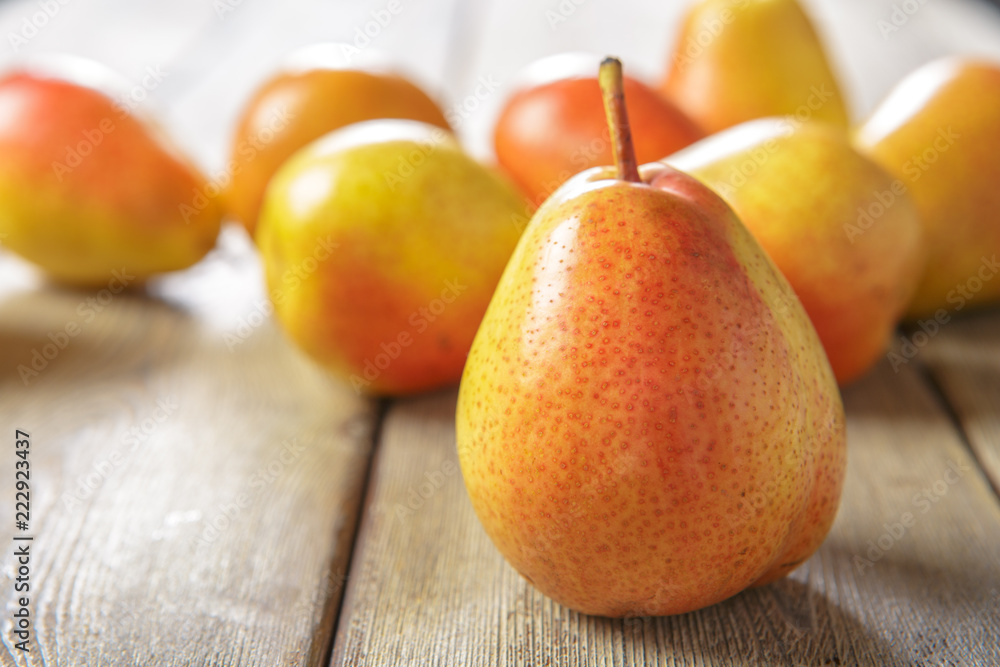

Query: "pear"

xmin=256 ymin=120 xmax=527 ymax=395
xmin=854 ymin=58 xmax=1000 ymax=319
xmin=661 ymin=0 xmax=848 ymax=134
xmin=0 ymin=57 xmax=222 ymax=286
xmin=457 ymin=59 xmax=846 ymax=617
xmin=667 ymin=119 xmax=926 ymax=384
xmin=495 ymin=53 xmax=703 ymax=206
xmin=226 ymin=44 xmax=451 ymax=236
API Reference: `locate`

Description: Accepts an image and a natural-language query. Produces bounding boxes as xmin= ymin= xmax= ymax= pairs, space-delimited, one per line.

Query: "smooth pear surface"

xmin=668 ymin=119 xmax=926 ymax=384
xmin=662 ymin=0 xmax=848 ymax=134
xmin=226 ymin=44 xmax=451 ymax=235
xmin=456 ymin=163 xmax=846 ymax=617
xmin=0 ymin=63 xmax=222 ymax=286
xmin=257 ymin=120 xmax=527 ymax=395
xmin=495 ymin=54 xmax=703 ymax=206
xmin=854 ymin=58 xmax=1000 ymax=319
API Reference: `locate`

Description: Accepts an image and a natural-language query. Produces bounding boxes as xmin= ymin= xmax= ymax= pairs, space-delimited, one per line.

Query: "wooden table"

xmin=1 ymin=0 xmax=999 ymax=664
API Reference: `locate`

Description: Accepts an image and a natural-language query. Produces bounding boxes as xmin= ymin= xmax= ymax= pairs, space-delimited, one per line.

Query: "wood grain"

xmin=0 ymin=0 xmax=998 ymax=664
xmin=0 ymin=0 xmax=460 ymax=663
xmin=918 ymin=308 xmax=1000 ymax=496
xmin=0 ymin=241 xmax=376 ymax=666
xmin=330 ymin=360 xmax=1000 ymax=666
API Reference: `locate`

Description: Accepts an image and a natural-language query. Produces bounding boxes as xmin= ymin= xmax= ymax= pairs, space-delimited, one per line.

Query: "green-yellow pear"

xmin=667 ymin=119 xmax=926 ymax=384
xmin=854 ymin=58 xmax=1000 ymax=319
xmin=257 ymin=120 xmax=527 ymax=396
xmin=456 ymin=59 xmax=846 ymax=617
xmin=661 ymin=0 xmax=849 ymax=134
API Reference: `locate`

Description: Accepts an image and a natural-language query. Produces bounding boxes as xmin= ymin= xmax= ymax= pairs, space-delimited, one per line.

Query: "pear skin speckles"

xmin=457 ymin=169 xmax=845 ymax=617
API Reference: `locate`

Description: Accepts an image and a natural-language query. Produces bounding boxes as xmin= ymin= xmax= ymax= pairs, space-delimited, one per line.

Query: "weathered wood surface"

xmin=920 ymin=308 xmax=1000 ymax=497
xmin=0 ymin=0 xmax=997 ymax=665
xmin=0 ymin=269 xmax=376 ymax=666
xmin=0 ymin=262 xmax=382 ymax=662
xmin=330 ymin=358 xmax=1000 ymax=667
xmin=0 ymin=0 xmax=442 ymax=663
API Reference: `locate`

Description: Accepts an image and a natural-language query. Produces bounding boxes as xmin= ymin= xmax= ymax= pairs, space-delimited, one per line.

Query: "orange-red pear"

xmin=457 ymin=59 xmax=846 ymax=617
xmin=0 ymin=57 xmax=222 ymax=285
xmin=226 ymin=44 xmax=451 ymax=235
xmin=495 ymin=53 xmax=703 ymax=206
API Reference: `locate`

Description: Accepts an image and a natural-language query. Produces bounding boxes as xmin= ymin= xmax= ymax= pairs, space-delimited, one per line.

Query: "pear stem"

xmin=598 ymin=57 xmax=640 ymax=183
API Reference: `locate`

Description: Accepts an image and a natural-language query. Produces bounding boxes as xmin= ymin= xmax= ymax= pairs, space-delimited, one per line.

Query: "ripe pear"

xmin=0 ymin=57 xmax=222 ymax=286
xmin=257 ymin=120 xmax=527 ymax=395
xmin=667 ymin=119 xmax=926 ymax=384
xmin=495 ymin=53 xmax=703 ymax=206
xmin=457 ymin=59 xmax=846 ymax=617
xmin=854 ymin=58 xmax=1000 ymax=319
xmin=661 ymin=0 xmax=848 ymax=134
xmin=226 ymin=44 xmax=451 ymax=235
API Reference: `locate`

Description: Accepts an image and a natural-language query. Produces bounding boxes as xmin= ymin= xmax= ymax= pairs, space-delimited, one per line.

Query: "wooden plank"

xmin=331 ymin=359 xmax=1000 ymax=666
xmin=0 ymin=0 xmax=467 ymax=661
xmin=0 ymin=0 xmax=996 ymax=665
xmin=0 ymin=233 xmax=376 ymax=665
xmin=918 ymin=308 xmax=1000 ymax=495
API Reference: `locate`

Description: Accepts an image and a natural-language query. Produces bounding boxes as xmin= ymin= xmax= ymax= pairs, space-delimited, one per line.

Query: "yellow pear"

xmin=257 ymin=120 xmax=527 ymax=395
xmin=667 ymin=119 xmax=926 ymax=384
xmin=662 ymin=0 xmax=849 ymax=134
xmin=855 ymin=58 xmax=1000 ymax=319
